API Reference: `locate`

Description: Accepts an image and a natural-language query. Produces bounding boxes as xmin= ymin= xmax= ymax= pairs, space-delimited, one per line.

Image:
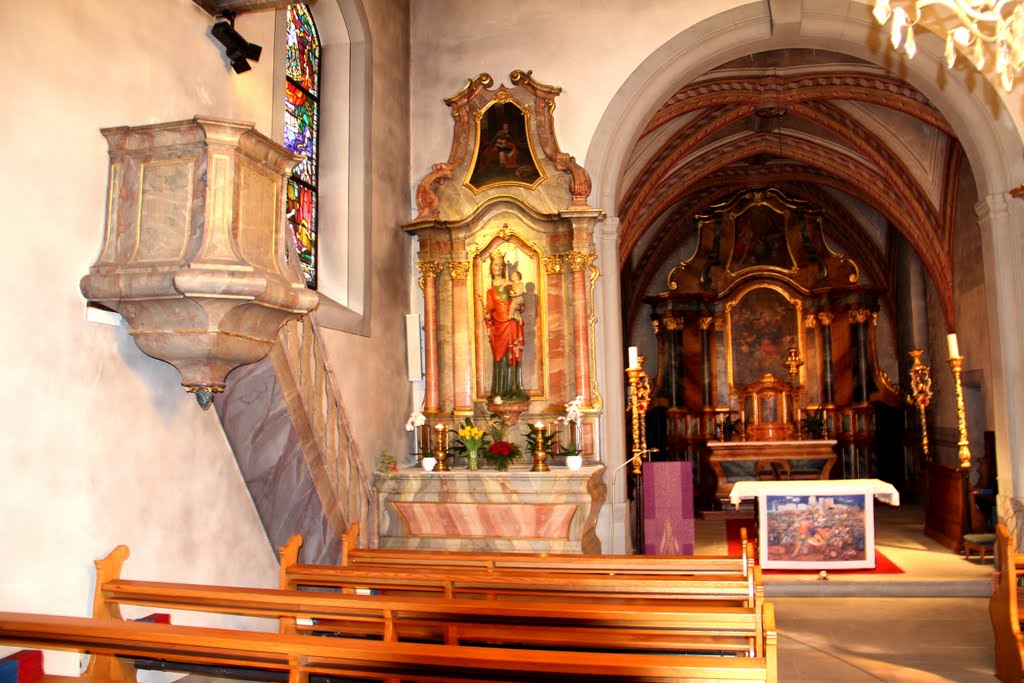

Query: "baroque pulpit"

xmin=386 ymin=71 xmax=607 ymax=552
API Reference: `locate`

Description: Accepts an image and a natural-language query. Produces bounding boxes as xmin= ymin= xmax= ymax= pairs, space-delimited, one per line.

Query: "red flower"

xmin=490 ymin=441 xmax=512 ymax=456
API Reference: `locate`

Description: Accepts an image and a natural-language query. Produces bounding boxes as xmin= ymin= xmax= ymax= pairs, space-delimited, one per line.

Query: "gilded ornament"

xmin=849 ymin=308 xmax=870 ymax=324
xmin=495 ymin=90 xmax=510 ymax=102
xmin=543 ymin=255 xmax=563 ymax=275
xmin=804 ymin=314 xmax=818 ymax=329
xmin=663 ymin=316 xmax=685 ymax=331
xmin=817 ymin=312 xmax=834 ymax=326
xmin=416 ymin=260 xmax=444 ymax=290
xmin=566 ymin=250 xmax=591 ymax=272
xmin=448 ymin=261 xmax=470 ymax=280
xmin=698 ymin=316 xmax=714 ymax=331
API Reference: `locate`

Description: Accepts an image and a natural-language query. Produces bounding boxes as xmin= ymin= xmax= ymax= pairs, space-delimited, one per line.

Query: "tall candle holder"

xmin=907 ymin=349 xmax=933 ymax=458
xmin=530 ymin=422 xmax=550 ymax=472
xmin=783 ymin=347 xmax=805 ymax=435
xmin=433 ymin=423 xmax=450 ymax=471
xmin=626 ymin=354 xmax=653 ymax=554
xmin=417 ymin=424 xmax=432 ymax=463
xmin=947 ymin=355 xmax=972 ymax=471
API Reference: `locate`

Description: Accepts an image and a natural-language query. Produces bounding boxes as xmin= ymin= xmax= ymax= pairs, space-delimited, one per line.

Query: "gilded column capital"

xmin=804 ymin=314 xmax=818 ymax=329
xmin=849 ymin=308 xmax=870 ymax=324
xmin=652 ymin=319 xmax=660 ymax=335
xmin=566 ymin=250 xmax=593 ymax=272
xmin=543 ymin=255 xmax=564 ymax=275
xmin=416 ymin=260 xmax=444 ymax=290
xmin=817 ymin=312 xmax=834 ymax=326
xmin=698 ymin=316 xmax=714 ymax=331
xmin=448 ymin=260 xmax=470 ymax=280
xmin=663 ymin=315 xmax=685 ymax=331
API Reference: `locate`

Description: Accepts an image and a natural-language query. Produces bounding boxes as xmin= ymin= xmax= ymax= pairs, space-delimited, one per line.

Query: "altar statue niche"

xmin=468 ymin=101 xmax=542 ymax=191
xmin=476 ymin=240 xmax=543 ymax=405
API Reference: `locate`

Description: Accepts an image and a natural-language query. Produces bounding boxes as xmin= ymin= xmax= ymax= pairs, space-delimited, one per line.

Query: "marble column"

xmin=850 ymin=308 xmax=871 ymax=404
xmin=699 ymin=316 xmax=714 ymax=408
xmin=818 ymin=312 xmax=836 ymax=407
xmin=567 ymin=250 xmax=595 ymax=405
xmin=417 ymin=260 xmax=444 ymax=413
xmin=449 ymin=260 xmax=472 ymax=412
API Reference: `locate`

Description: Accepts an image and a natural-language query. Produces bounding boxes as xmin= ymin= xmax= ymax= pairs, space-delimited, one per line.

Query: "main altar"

xmin=384 ymin=71 xmax=607 ymax=553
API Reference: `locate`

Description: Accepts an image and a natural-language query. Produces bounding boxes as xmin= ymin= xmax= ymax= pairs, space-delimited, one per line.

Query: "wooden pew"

xmin=990 ymin=523 xmax=1024 ymax=682
xmin=0 ymin=611 xmax=779 ymax=683
xmin=93 ymin=545 xmax=769 ymax=658
xmin=336 ymin=523 xmax=754 ymax=577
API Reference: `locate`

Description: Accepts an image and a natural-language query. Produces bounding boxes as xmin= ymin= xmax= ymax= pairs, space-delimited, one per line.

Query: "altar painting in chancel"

xmin=727 ymin=285 xmax=801 ymax=390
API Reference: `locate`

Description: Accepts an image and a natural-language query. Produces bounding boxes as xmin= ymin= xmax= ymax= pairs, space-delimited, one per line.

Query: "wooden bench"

xmin=990 ymin=523 xmax=1024 ymax=682
xmin=334 ymin=524 xmax=755 ymax=577
xmin=92 ymin=545 xmax=772 ymax=658
xmin=0 ymin=611 xmax=779 ymax=682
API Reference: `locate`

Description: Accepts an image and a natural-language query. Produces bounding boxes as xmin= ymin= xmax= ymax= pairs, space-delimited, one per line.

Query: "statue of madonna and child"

xmin=481 ymin=250 xmax=529 ymax=404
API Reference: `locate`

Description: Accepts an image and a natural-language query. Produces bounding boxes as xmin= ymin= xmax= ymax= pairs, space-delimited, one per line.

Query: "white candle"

xmin=947 ymin=333 xmax=960 ymax=358
xmin=628 ymin=346 xmax=639 ymax=369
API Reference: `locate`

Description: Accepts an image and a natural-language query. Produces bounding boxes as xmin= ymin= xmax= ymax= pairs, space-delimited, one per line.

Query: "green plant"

xmin=524 ymin=425 xmax=557 ymax=453
xmin=800 ymin=408 xmax=825 ymax=439
xmin=375 ymin=449 xmax=398 ymax=474
xmin=721 ymin=416 xmax=744 ymax=441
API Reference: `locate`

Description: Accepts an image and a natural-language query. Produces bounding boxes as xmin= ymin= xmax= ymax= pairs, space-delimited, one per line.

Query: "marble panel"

xmin=374 ymin=465 xmax=606 ymax=553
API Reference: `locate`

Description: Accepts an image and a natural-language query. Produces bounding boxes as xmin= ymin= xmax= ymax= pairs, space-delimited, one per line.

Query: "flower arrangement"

xmin=405 ymin=410 xmax=426 ymax=432
xmin=483 ymin=415 xmax=522 ymax=471
xmin=454 ymin=417 xmax=487 ymax=453
xmin=557 ymin=395 xmax=585 ymax=456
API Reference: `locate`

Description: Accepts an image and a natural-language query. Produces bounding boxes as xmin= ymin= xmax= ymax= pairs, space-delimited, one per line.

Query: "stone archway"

xmin=584 ymin=0 xmax=1024 ymax=549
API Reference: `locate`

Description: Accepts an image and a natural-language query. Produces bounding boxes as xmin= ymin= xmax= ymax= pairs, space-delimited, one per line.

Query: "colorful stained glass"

xmin=284 ymin=80 xmax=318 ymax=185
xmin=285 ymin=4 xmax=320 ymax=289
xmin=287 ymin=178 xmax=317 ymax=287
xmin=286 ymin=4 xmax=320 ymax=97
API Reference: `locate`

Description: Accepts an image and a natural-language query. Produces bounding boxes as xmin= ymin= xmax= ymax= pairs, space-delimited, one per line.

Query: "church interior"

xmin=4 ymin=0 xmax=1024 ymax=681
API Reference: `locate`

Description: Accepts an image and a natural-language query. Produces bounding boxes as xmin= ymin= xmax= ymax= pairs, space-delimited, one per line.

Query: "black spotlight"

xmin=211 ymin=11 xmax=262 ymax=74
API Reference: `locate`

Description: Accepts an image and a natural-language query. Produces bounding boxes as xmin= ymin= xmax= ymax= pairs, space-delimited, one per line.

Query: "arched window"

xmin=277 ymin=1 xmax=371 ymax=332
xmin=284 ymin=4 xmax=321 ymax=289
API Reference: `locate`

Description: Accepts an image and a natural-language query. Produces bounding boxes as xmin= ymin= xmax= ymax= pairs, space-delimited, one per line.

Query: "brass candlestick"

xmin=907 ymin=349 xmax=933 ymax=458
xmin=626 ymin=361 xmax=652 ymax=475
xmin=433 ymin=423 xmax=450 ymax=471
xmin=947 ymin=355 xmax=972 ymax=470
xmin=783 ymin=347 xmax=804 ymax=433
xmin=530 ymin=422 xmax=550 ymax=472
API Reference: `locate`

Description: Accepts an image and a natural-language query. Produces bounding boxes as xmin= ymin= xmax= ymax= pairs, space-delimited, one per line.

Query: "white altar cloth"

xmin=729 ymin=478 xmax=900 ymax=508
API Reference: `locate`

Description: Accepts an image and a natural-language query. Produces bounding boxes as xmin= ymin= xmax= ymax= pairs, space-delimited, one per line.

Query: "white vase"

xmin=421 ymin=456 xmax=437 ymax=471
xmin=565 ymin=455 xmax=583 ymax=470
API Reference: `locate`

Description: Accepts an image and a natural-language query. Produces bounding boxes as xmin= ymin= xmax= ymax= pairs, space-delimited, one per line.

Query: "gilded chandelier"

xmin=873 ymin=0 xmax=1024 ymax=90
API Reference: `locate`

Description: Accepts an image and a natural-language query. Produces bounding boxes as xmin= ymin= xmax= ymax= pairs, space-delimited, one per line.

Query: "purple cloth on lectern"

xmin=642 ymin=460 xmax=695 ymax=555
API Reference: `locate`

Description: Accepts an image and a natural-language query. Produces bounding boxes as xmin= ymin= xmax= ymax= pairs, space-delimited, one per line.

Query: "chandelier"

xmin=873 ymin=0 xmax=1024 ymax=90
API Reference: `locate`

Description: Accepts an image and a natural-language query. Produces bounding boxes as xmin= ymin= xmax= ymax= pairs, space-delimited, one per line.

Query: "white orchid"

xmin=405 ymin=410 xmax=426 ymax=432
xmin=493 ymin=395 xmax=503 ymax=405
xmin=563 ymin=395 xmax=584 ymax=423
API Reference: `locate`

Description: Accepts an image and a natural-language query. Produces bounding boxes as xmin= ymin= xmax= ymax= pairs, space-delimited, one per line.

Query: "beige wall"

xmin=0 ymin=0 xmax=417 ymax=662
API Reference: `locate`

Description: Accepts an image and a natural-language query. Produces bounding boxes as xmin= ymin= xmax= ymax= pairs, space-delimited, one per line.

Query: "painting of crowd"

xmin=764 ymin=494 xmax=867 ymax=563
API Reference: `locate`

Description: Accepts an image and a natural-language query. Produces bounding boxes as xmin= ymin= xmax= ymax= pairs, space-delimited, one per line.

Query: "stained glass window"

xmin=285 ymin=4 xmax=321 ymax=289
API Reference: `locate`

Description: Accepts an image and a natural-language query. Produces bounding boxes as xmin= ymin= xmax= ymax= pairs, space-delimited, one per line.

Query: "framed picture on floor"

xmin=759 ymin=489 xmax=875 ymax=570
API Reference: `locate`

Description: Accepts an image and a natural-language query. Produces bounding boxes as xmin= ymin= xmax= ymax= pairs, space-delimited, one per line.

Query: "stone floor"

xmin=696 ymin=503 xmax=997 ymax=682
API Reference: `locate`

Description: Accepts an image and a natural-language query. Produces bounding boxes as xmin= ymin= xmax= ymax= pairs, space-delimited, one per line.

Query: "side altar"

xmin=374 ymin=466 xmax=606 ymax=553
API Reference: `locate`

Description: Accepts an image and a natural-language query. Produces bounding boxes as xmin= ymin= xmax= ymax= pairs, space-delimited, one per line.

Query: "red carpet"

xmin=726 ymin=520 xmax=904 ymax=575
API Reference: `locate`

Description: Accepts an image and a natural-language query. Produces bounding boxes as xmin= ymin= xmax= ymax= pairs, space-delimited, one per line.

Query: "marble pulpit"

xmin=373 ymin=465 xmax=606 ymax=553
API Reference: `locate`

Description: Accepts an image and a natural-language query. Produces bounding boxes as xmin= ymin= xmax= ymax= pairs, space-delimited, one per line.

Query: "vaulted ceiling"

xmin=620 ymin=49 xmax=967 ymax=330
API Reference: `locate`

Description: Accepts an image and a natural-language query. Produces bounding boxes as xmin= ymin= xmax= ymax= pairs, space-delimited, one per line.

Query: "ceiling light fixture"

xmin=872 ymin=0 xmax=1024 ymax=91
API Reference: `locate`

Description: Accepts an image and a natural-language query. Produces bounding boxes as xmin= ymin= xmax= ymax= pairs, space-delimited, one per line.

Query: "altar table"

xmin=373 ymin=465 xmax=606 ymax=553
xmin=729 ymin=479 xmax=899 ymax=569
